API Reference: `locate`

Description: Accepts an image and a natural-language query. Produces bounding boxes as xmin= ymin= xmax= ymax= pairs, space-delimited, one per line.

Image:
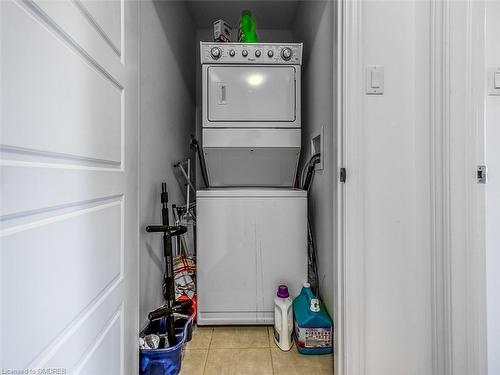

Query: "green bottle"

xmin=238 ymin=10 xmax=259 ymax=43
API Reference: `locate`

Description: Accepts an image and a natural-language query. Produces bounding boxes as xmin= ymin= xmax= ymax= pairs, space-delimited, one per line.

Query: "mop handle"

xmin=186 ymin=159 xmax=190 ymax=212
xmin=145 ymin=225 xmax=187 ymax=236
xmin=148 ymin=300 xmax=193 ymax=321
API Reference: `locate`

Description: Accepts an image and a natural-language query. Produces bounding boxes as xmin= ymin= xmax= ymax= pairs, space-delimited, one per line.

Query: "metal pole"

xmin=161 ymin=183 xmax=176 ymax=344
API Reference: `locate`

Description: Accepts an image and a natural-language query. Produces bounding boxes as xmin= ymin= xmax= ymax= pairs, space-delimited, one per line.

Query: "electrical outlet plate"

xmin=311 ymin=126 xmax=324 ymax=171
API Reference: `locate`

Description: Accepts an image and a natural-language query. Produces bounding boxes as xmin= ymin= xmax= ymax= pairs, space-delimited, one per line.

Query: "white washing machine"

xmin=201 ymin=42 xmax=302 ymax=187
xmin=196 ymin=189 xmax=307 ymax=325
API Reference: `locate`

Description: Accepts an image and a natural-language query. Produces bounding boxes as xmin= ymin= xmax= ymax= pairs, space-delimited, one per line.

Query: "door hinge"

xmin=477 ymin=165 xmax=487 ymax=184
xmin=340 ymin=168 xmax=346 ymax=183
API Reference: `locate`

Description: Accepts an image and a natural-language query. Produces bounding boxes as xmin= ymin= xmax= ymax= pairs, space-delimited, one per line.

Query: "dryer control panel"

xmin=201 ymin=42 xmax=302 ymax=65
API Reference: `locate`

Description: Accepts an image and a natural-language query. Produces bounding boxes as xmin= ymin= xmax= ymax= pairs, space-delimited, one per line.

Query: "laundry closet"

xmin=138 ymin=2 xmax=337 ymax=372
xmin=140 ymin=0 xmax=336 ymax=332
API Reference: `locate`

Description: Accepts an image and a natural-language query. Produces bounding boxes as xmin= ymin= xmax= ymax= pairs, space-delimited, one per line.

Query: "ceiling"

xmin=186 ymin=1 xmax=300 ymax=30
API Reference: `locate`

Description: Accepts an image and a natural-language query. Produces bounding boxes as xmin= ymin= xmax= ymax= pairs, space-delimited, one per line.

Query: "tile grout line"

xmin=200 ymin=349 xmax=208 ymax=375
xmin=201 ymin=327 xmax=214 ymax=375
xmin=268 ymin=327 xmax=276 ymax=375
xmin=269 ymin=346 xmax=275 ymax=375
xmin=204 ymin=346 xmax=271 ymax=349
xmin=208 ymin=327 xmax=214 ymax=350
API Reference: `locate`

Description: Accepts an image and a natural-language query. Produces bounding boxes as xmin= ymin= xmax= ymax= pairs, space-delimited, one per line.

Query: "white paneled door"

xmin=0 ymin=0 xmax=139 ymax=373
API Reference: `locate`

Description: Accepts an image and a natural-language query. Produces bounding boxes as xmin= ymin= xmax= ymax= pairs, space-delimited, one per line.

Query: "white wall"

xmin=342 ymin=1 xmax=433 ymax=373
xmin=486 ymin=1 xmax=500 ymax=373
xmin=293 ymin=0 xmax=336 ymax=316
xmin=139 ymin=0 xmax=196 ymax=324
xmin=361 ymin=2 xmax=432 ymax=372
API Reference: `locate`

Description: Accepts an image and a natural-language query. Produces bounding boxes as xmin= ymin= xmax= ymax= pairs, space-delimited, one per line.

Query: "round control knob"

xmin=281 ymin=47 xmax=292 ymax=60
xmin=242 ymin=49 xmax=248 ymax=57
xmin=255 ymin=50 xmax=261 ymax=57
xmin=268 ymin=50 xmax=274 ymax=58
xmin=229 ymin=49 xmax=235 ymax=57
xmin=210 ymin=47 xmax=221 ymax=59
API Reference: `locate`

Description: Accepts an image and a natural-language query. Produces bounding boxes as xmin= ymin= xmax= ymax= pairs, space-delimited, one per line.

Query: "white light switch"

xmin=371 ymin=71 xmax=382 ymax=88
xmin=366 ymin=65 xmax=384 ymax=95
xmin=488 ymin=67 xmax=500 ymax=95
xmin=495 ymin=72 xmax=500 ymax=89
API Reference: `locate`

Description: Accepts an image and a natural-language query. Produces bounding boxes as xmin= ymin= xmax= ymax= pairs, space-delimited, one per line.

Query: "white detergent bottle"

xmin=273 ymin=285 xmax=293 ymax=351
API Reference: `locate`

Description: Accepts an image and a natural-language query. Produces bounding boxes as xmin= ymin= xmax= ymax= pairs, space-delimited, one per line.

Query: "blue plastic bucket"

xmin=139 ymin=311 xmax=194 ymax=375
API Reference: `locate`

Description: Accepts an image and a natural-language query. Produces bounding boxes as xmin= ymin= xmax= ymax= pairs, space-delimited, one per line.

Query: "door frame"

xmin=335 ymin=0 xmax=364 ymax=374
xmin=429 ymin=1 xmax=488 ymax=374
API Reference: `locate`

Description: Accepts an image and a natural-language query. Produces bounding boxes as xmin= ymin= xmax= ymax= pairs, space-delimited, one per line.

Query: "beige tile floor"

xmin=180 ymin=326 xmax=333 ymax=375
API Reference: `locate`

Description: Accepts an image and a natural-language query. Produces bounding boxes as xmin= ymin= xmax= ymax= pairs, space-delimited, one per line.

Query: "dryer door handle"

xmin=218 ymin=82 xmax=227 ymax=105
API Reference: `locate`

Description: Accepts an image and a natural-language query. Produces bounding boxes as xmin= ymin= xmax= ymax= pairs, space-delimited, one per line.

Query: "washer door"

xmin=207 ymin=66 xmax=296 ymax=123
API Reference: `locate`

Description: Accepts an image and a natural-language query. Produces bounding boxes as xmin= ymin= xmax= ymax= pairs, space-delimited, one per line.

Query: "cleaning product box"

xmin=292 ymin=283 xmax=333 ymax=355
xmin=213 ymin=19 xmax=232 ymax=42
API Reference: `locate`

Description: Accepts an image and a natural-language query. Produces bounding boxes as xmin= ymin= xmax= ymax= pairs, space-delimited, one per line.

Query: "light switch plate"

xmin=488 ymin=66 xmax=500 ymax=95
xmin=366 ymin=65 xmax=384 ymax=95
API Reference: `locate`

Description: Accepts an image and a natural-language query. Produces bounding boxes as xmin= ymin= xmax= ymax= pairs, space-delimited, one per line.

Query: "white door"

xmin=0 ymin=1 xmax=139 ymax=373
xmin=207 ymin=66 xmax=296 ymax=123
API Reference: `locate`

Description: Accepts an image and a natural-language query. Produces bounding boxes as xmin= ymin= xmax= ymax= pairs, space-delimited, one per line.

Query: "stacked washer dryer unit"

xmin=197 ymin=42 xmax=307 ymax=325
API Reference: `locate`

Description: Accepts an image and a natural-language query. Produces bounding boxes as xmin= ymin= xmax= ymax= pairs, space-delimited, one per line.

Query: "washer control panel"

xmin=201 ymin=42 xmax=302 ymax=65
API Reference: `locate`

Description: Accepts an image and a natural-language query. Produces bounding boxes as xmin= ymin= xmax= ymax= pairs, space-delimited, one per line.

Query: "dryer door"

xmin=207 ymin=66 xmax=296 ymax=124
